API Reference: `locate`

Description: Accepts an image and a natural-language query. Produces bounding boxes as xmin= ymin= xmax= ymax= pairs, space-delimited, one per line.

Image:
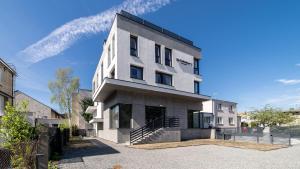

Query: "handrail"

xmin=130 ymin=116 xmax=179 ymax=144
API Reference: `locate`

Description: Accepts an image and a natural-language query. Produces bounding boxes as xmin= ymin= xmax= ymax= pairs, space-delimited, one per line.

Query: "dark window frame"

xmin=194 ymin=81 xmax=200 ymax=94
xmin=155 ymin=44 xmax=161 ymax=64
xmin=194 ymin=58 xmax=199 ymax=75
xmin=165 ymin=48 xmax=172 ymax=67
xmin=155 ymin=72 xmax=172 ymax=86
xmin=130 ymin=35 xmax=138 ymax=57
xmin=130 ymin=65 xmax=143 ymax=80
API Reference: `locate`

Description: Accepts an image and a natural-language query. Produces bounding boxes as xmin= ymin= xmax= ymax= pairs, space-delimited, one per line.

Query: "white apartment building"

xmin=88 ymin=11 xmax=215 ymax=144
xmin=202 ymin=99 xmax=238 ymax=128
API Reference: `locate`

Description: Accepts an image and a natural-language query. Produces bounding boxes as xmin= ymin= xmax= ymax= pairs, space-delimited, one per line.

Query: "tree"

xmin=80 ymin=97 xmax=94 ymax=122
xmin=48 ymin=68 xmax=79 ymax=133
xmin=250 ymin=105 xmax=296 ymax=129
xmin=0 ymin=102 xmax=38 ymax=168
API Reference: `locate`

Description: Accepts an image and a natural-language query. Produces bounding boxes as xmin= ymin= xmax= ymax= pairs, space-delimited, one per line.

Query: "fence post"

xmin=270 ymin=134 xmax=274 ymax=144
xmin=223 ymin=128 xmax=226 ymax=140
xmin=142 ymin=128 xmax=144 ymax=139
xmin=289 ymin=133 xmax=292 ymax=146
xmin=256 ymin=127 xmax=259 ymax=144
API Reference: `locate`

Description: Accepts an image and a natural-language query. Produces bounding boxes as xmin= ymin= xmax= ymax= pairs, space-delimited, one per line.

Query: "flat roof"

xmin=118 ymin=10 xmax=201 ymax=50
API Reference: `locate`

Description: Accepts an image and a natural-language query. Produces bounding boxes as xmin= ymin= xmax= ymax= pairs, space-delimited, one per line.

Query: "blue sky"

xmin=1 ymin=0 xmax=300 ymax=112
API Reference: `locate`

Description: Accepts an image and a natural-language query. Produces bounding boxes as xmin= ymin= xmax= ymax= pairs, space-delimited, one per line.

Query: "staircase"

xmin=130 ymin=116 xmax=180 ymax=145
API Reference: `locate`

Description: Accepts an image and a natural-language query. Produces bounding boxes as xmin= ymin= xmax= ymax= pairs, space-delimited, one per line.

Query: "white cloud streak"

xmin=20 ymin=0 xmax=171 ymax=63
xmin=276 ymin=79 xmax=300 ymax=85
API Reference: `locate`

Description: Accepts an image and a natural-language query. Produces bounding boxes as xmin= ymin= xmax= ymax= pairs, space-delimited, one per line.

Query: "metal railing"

xmin=130 ymin=116 xmax=179 ymax=144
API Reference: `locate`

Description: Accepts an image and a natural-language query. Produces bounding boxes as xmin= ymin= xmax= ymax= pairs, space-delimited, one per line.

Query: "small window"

xmin=194 ymin=81 xmax=200 ymax=94
xmin=194 ymin=58 xmax=199 ymax=75
xmin=229 ymin=105 xmax=234 ymax=112
xmin=156 ymin=72 xmax=172 ymax=86
xmin=130 ymin=35 xmax=138 ymax=57
xmin=130 ymin=65 xmax=143 ymax=80
xmin=217 ymin=117 xmax=223 ymax=125
xmin=217 ymin=104 xmax=222 ymax=110
xmin=155 ymin=44 xmax=161 ymax=64
xmin=165 ymin=48 xmax=172 ymax=66
xmin=112 ymin=35 xmax=115 ymax=59
xmin=229 ymin=117 xmax=234 ymax=125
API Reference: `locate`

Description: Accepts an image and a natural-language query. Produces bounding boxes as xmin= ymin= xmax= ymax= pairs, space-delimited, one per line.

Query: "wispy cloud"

xmin=276 ymin=79 xmax=300 ymax=85
xmin=296 ymin=63 xmax=300 ymax=67
xmin=20 ymin=0 xmax=171 ymax=63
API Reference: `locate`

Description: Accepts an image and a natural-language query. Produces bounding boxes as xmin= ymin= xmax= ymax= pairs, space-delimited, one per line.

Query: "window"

xmin=130 ymin=35 xmax=138 ymax=56
xmin=155 ymin=44 xmax=161 ymax=64
xmin=130 ymin=65 xmax=143 ymax=80
xmin=110 ymin=105 xmax=119 ymax=129
xmin=109 ymin=104 xmax=132 ymax=129
xmin=188 ymin=110 xmax=199 ymax=128
xmin=194 ymin=58 xmax=199 ymax=75
xmin=217 ymin=104 xmax=222 ymax=110
xmin=119 ymin=104 xmax=132 ymax=128
xmin=229 ymin=117 xmax=234 ymax=125
xmin=229 ymin=105 xmax=234 ymax=112
xmin=156 ymin=72 xmax=172 ymax=86
xmin=194 ymin=81 xmax=200 ymax=94
xmin=112 ymin=35 xmax=115 ymax=59
xmin=217 ymin=117 xmax=223 ymax=125
xmin=165 ymin=48 xmax=172 ymax=66
xmin=107 ymin=45 xmax=111 ymax=67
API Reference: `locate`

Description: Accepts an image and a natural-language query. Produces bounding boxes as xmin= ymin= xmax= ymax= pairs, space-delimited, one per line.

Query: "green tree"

xmin=48 ymin=68 xmax=79 ymax=133
xmin=80 ymin=97 xmax=94 ymax=122
xmin=0 ymin=102 xmax=37 ymax=168
xmin=251 ymin=105 xmax=296 ymax=129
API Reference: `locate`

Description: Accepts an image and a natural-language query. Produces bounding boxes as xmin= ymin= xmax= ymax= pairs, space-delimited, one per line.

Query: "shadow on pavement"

xmin=60 ymin=139 xmax=119 ymax=163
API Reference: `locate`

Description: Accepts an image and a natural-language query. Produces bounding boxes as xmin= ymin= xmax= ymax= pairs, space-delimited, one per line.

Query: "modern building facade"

xmin=0 ymin=58 xmax=16 ymax=117
xmin=202 ymin=99 xmax=238 ymax=128
xmin=14 ymin=90 xmax=64 ymax=126
xmin=90 ymin=11 xmax=214 ymax=144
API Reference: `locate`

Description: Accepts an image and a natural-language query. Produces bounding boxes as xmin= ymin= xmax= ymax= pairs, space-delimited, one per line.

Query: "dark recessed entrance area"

xmin=145 ymin=106 xmax=166 ymax=124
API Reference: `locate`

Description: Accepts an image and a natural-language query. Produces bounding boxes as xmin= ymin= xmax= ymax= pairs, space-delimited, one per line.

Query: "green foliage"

xmin=241 ymin=122 xmax=248 ymax=127
xmin=251 ymin=105 xmax=296 ymax=129
xmin=58 ymin=119 xmax=70 ymax=131
xmin=48 ymin=161 xmax=58 ymax=169
xmin=0 ymin=102 xmax=38 ymax=168
xmin=250 ymin=121 xmax=258 ymax=128
xmin=80 ymin=97 xmax=94 ymax=122
xmin=0 ymin=102 xmax=33 ymax=147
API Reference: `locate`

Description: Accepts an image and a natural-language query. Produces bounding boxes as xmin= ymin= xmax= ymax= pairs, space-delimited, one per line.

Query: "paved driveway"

xmin=59 ymin=138 xmax=300 ymax=169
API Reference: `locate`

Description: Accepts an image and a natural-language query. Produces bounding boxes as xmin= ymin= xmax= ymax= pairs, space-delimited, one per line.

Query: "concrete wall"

xmin=181 ymin=129 xmax=215 ymax=140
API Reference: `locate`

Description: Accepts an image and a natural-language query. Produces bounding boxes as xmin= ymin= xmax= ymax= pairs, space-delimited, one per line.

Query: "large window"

xmin=130 ymin=35 xmax=138 ymax=57
xmin=188 ymin=110 xmax=200 ymax=128
xmin=156 ymin=72 xmax=172 ymax=86
xmin=165 ymin=48 xmax=172 ymax=66
xmin=155 ymin=44 xmax=161 ymax=64
xmin=109 ymin=104 xmax=132 ymax=129
xmin=217 ymin=104 xmax=222 ymax=110
xmin=194 ymin=58 xmax=199 ymax=75
xmin=194 ymin=81 xmax=200 ymax=94
xmin=188 ymin=111 xmax=213 ymax=129
xmin=130 ymin=65 xmax=143 ymax=80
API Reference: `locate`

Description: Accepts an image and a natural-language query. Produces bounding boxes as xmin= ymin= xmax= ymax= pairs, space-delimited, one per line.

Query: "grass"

xmin=129 ymin=139 xmax=288 ymax=151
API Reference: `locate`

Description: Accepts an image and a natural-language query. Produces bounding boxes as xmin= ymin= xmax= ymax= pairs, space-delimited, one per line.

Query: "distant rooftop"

xmin=118 ymin=10 xmax=200 ymax=50
xmin=0 ymin=58 xmax=17 ymax=75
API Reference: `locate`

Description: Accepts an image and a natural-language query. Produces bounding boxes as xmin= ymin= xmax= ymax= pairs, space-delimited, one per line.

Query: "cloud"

xmin=20 ymin=0 xmax=171 ymax=63
xmin=296 ymin=63 xmax=300 ymax=67
xmin=276 ymin=79 xmax=300 ymax=85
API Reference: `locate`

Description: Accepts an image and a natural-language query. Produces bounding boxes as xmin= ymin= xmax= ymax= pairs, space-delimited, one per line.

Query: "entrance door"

xmin=145 ymin=106 xmax=166 ymax=124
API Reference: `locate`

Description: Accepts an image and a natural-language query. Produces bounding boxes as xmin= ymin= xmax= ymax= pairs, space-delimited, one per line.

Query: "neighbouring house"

xmin=89 ymin=11 xmax=214 ymax=144
xmin=71 ymin=89 xmax=93 ymax=130
xmin=0 ymin=58 xmax=16 ymax=117
xmin=201 ymin=99 xmax=238 ymax=128
xmin=14 ymin=90 xmax=64 ymax=126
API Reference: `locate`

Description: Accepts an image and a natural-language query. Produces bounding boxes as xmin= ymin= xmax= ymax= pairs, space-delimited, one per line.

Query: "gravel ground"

xmin=59 ymin=138 xmax=300 ymax=169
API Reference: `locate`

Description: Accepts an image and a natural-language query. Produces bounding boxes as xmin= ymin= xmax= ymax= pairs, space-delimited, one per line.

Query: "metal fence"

xmin=216 ymin=126 xmax=300 ymax=146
